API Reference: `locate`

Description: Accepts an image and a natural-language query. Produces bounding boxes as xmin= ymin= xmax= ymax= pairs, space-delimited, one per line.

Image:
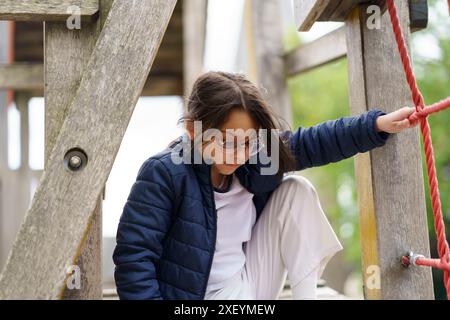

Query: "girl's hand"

xmin=375 ymin=107 xmax=419 ymax=133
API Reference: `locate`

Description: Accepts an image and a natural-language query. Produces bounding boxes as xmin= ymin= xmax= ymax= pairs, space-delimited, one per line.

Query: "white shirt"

xmin=205 ymin=174 xmax=256 ymax=293
xmin=203 ymin=173 xmax=342 ymax=300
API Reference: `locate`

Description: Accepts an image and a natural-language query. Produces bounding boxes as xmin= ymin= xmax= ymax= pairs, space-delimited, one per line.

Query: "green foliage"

xmin=286 ymin=49 xmax=360 ymax=268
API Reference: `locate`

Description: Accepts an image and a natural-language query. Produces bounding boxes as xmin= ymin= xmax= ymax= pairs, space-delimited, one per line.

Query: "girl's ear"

xmin=185 ymin=120 xmax=194 ymax=140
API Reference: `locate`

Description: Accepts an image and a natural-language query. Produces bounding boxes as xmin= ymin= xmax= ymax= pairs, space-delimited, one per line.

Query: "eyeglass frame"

xmin=209 ymin=132 xmax=266 ymax=157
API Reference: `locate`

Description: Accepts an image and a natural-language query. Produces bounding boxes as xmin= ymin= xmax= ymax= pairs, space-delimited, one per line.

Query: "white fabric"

xmin=290 ymin=265 xmax=320 ymax=300
xmin=205 ymin=174 xmax=257 ymax=293
xmin=204 ymin=174 xmax=343 ymax=300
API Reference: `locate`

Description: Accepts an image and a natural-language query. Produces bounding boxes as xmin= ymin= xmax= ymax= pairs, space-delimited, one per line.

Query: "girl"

xmin=113 ymin=71 xmax=417 ymax=300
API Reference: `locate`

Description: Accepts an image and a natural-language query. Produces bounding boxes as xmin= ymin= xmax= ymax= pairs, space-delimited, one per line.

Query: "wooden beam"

xmin=0 ymin=0 xmax=177 ymax=299
xmin=44 ymin=0 xmax=113 ymax=300
xmin=182 ymin=0 xmax=207 ymax=104
xmin=247 ymin=0 xmax=292 ymax=126
xmin=300 ymin=0 xmax=387 ymax=25
xmin=328 ymin=0 xmax=361 ymax=21
xmin=284 ymin=27 xmax=346 ymax=77
xmin=15 ymin=93 xmax=32 ymax=226
xmin=316 ymin=0 xmax=342 ymax=21
xmin=346 ymin=2 xmax=434 ymax=299
xmin=0 ymin=63 xmax=43 ymax=90
xmin=294 ymin=0 xmax=332 ymax=31
xmin=334 ymin=1 xmax=386 ymax=21
xmin=0 ymin=22 xmax=7 ymax=269
xmin=0 ymin=0 xmax=99 ymax=22
xmin=316 ymin=0 xmax=426 ymax=26
xmin=0 ymin=71 xmax=183 ymax=97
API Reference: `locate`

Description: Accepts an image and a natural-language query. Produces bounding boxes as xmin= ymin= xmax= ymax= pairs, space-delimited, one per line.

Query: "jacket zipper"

xmin=200 ymin=165 xmax=218 ymax=300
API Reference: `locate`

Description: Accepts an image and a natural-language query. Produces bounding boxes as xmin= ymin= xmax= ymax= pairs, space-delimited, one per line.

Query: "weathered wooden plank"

xmin=329 ymin=0 xmax=360 ymax=21
xmin=285 ymin=27 xmax=346 ymax=77
xmin=0 ymin=71 xmax=184 ymax=98
xmin=0 ymin=0 xmax=177 ymax=299
xmin=44 ymin=0 xmax=113 ymax=300
xmin=0 ymin=22 xmax=7 ymax=270
xmin=182 ymin=0 xmax=207 ymax=103
xmin=316 ymin=0 xmax=387 ymax=22
xmin=0 ymin=0 xmax=99 ymax=22
xmin=16 ymin=93 xmax=32 ymax=228
xmin=341 ymin=1 xmax=387 ymax=21
xmin=294 ymin=0 xmax=332 ymax=31
xmin=247 ymin=0 xmax=292 ymax=126
xmin=345 ymin=2 xmax=434 ymax=299
xmin=316 ymin=0 xmax=342 ymax=21
xmin=0 ymin=63 xmax=43 ymax=90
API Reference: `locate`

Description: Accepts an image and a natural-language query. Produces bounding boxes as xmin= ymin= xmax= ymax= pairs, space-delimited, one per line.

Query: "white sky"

xmin=204 ymin=0 xmax=245 ymax=71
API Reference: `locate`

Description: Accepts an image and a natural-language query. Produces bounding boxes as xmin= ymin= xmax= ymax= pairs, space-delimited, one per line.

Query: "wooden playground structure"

xmin=0 ymin=0 xmax=448 ymax=299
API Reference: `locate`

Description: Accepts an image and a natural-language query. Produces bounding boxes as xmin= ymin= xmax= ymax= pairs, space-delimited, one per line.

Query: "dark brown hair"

xmin=178 ymin=71 xmax=296 ymax=177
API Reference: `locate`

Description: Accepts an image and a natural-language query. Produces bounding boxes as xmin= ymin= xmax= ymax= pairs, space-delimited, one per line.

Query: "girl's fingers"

xmin=393 ymin=119 xmax=411 ymax=131
xmin=394 ymin=107 xmax=415 ymax=120
xmin=400 ymin=118 xmax=411 ymax=127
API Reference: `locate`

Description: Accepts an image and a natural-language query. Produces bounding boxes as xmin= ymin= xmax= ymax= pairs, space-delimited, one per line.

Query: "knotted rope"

xmin=386 ymin=0 xmax=450 ymax=299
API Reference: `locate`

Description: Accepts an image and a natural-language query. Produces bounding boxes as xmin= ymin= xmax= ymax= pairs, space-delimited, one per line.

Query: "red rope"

xmin=416 ymin=258 xmax=450 ymax=272
xmin=386 ymin=0 xmax=450 ymax=299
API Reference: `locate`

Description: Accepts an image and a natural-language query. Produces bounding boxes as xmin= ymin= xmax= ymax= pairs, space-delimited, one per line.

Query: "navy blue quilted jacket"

xmin=112 ymin=109 xmax=390 ymax=300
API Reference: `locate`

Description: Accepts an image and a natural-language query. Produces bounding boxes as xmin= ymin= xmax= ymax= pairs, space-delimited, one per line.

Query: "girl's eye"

xmin=215 ymin=134 xmax=261 ymax=151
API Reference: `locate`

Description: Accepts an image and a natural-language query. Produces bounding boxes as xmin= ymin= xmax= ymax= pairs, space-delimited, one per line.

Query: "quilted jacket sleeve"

xmin=112 ymin=157 xmax=174 ymax=300
xmin=284 ymin=109 xmax=390 ymax=171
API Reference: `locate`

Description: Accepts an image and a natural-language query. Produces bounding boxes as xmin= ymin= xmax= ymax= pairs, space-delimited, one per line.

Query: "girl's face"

xmin=187 ymin=108 xmax=258 ymax=176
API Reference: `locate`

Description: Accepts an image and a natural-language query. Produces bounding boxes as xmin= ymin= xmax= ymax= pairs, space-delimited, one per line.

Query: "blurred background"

xmin=0 ymin=0 xmax=448 ymax=299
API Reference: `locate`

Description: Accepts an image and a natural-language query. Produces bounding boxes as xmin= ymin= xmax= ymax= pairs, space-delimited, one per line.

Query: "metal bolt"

xmin=401 ymin=251 xmax=425 ymax=268
xmin=69 ymin=155 xmax=82 ymax=168
xmin=64 ymin=148 xmax=88 ymax=172
xmin=401 ymin=252 xmax=412 ymax=268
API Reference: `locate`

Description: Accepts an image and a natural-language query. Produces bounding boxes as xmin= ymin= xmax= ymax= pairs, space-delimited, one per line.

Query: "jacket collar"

xmin=168 ymin=134 xmax=215 ymax=207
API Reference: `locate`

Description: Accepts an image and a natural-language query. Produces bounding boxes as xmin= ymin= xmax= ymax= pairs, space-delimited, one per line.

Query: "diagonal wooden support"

xmin=0 ymin=0 xmax=99 ymax=22
xmin=0 ymin=0 xmax=177 ymax=299
xmin=45 ymin=0 xmax=114 ymax=300
xmin=293 ymin=0 xmax=332 ymax=31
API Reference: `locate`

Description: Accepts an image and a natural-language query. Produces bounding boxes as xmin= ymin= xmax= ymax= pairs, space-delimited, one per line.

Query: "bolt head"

xmin=69 ymin=155 xmax=82 ymax=168
xmin=64 ymin=148 xmax=88 ymax=172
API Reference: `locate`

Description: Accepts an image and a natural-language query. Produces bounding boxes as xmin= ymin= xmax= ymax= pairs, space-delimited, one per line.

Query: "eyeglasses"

xmin=211 ymin=134 xmax=265 ymax=157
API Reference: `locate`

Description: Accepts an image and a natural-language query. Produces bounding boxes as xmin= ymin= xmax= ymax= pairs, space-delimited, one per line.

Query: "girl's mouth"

xmin=225 ymin=163 xmax=240 ymax=167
